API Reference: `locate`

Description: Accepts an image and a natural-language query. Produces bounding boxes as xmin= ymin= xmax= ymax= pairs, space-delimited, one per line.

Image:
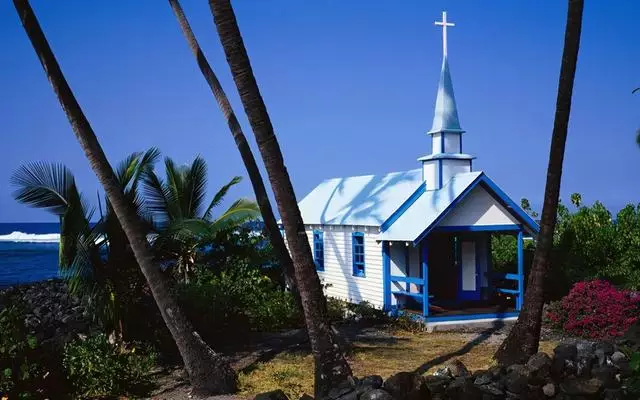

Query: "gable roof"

xmin=378 ymin=172 xmax=539 ymax=244
xmin=296 ymin=169 xmax=423 ymax=227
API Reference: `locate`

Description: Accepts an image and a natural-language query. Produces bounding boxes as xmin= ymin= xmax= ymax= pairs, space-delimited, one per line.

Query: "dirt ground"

xmin=145 ymin=322 xmax=557 ymax=400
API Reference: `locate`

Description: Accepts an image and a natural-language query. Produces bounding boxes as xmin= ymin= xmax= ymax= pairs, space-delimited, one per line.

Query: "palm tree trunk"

xmin=167 ymin=0 xmax=301 ymax=309
xmin=494 ymin=0 xmax=584 ymax=365
xmin=208 ymin=0 xmax=352 ymax=396
xmin=12 ymin=0 xmax=237 ymax=394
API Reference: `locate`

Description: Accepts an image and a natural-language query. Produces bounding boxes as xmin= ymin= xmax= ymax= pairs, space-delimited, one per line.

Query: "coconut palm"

xmin=11 ymin=149 xmax=159 ymax=334
xmin=208 ymin=0 xmax=352 ymax=396
xmin=12 ymin=0 xmax=237 ymax=393
xmin=167 ymin=0 xmax=301 ymax=306
xmin=143 ymin=155 xmax=260 ymax=282
xmin=494 ymin=0 xmax=584 ymax=365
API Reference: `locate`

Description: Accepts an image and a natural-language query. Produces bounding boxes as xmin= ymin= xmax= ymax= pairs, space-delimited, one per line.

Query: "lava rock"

xmin=526 ymin=352 xmax=552 ymax=379
xmin=360 ymin=375 xmax=384 ymax=390
xmin=591 ymin=365 xmax=618 ymax=389
xmin=541 ymin=382 xmax=556 ymax=397
xmin=359 ymin=389 xmax=394 ymax=400
xmin=553 ymin=343 xmax=578 ymax=362
xmin=443 ymin=359 xmax=470 ymax=378
xmin=255 ymin=389 xmax=289 ymax=400
xmin=560 ymin=377 xmax=604 ymax=397
xmin=423 ymin=375 xmax=451 ymax=395
xmin=383 ymin=371 xmax=430 ymax=400
xmin=444 ymin=377 xmax=479 ymax=400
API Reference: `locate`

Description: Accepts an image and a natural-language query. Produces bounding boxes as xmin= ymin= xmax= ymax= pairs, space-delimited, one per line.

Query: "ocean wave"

xmin=0 ymin=231 xmax=60 ymax=243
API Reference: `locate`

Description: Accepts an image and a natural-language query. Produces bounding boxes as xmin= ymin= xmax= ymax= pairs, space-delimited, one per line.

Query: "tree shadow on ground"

xmin=412 ymin=318 xmax=505 ymax=375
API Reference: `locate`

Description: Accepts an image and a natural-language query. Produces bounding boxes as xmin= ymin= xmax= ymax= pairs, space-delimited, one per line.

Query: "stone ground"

xmin=145 ymin=321 xmax=559 ymax=400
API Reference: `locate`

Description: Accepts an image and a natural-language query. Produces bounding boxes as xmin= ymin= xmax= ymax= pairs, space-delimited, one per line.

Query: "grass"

xmin=237 ymin=329 xmax=557 ymax=399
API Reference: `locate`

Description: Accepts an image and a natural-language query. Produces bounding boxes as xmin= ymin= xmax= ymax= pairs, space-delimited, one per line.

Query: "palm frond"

xmin=183 ymin=156 xmax=208 ymax=219
xmin=212 ymin=198 xmax=261 ymax=231
xmin=142 ymin=169 xmax=173 ymax=226
xmin=203 ymin=176 xmax=242 ymax=220
xmin=164 ymin=157 xmax=185 ymax=220
xmin=116 ymin=152 xmax=142 ymax=191
xmin=10 ymin=162 xmax=78 ymax=215
xmin=130 ymin=147 xmax=161 ymax=193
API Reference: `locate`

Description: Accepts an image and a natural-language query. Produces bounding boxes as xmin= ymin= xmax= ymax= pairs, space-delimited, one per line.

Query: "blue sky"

xmin=1 ymin=1 xmax=638 ymax=223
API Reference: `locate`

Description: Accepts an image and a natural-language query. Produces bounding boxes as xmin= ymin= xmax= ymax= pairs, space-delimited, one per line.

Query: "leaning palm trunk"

xmin=494 ymin=0 xmax=584 ymax=365
xmin=208 ymin=0 xmax=352 ymax=396
xmin=12 ymin=0 xmax=237 ymax=394
xmin=167 ymin=0 xmax=301 ymax=307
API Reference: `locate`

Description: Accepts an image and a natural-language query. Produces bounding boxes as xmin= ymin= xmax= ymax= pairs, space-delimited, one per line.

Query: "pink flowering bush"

xmin=545 ymin=280 xmax=640 ymax=339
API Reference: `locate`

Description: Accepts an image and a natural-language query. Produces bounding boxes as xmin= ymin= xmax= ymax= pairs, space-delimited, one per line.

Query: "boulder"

xmin=443 ymin=377 xmax=480 ymax=400
xmin=255 ymin=390 xmax=289 ymax=400
xmin=559 ymin=377 xmax=604 ymax=397
xmin=602 ymin=388 xmax=625 ymax=400
xmin=360 ymin=375 xmax=384 ymax=390
xmin=526 ymin=352 xmax=551 ymax=379
xmin=472 ymin=371 xmax=492 ymax=386
xmin=590 ymin=365 xmax=618 ymax=388
xmin=477 ymin=383 xmax=504 ymax=398
xmin=541 ymin=382 xmax=556 ymax=397
xmin=383 ymin=372 xmax=430 ymax=400
xmin=576 ymin=340 xmax=596 ymax=360
xmin=359 ymin=389 xmax=394 ymax=400
xmin=422 ymin=375 xmax=451 ymax=395
xmin=503 ymin=368 xmax=529 ymax=394
xmin=442 ymin=359 xmax=470 ymax=378
xmin=553 ymin=343 xmax=578 ymax=362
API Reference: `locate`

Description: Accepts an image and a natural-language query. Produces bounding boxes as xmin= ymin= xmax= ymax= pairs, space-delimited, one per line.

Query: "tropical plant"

xmin=208 ymin=0 xmax=353 ymax=396
xmin=13 ymin=0 xmax=237 ymax=393
xmin=11 ymin=150 xmax=159 ymax=333
xmin=142 ymin=155 xmax=260 ymax=282
xmin=167 ymin=0 xmax=301 ymax=307
xmin=495 ymin=0 xmax=584 ymax=365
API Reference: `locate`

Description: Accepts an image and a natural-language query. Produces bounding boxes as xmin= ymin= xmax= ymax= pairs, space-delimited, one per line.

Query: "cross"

xmin=434 ymin=11 xmax=455 ymax=58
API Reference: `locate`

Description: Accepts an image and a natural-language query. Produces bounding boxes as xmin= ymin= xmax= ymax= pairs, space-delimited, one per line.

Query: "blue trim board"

xmin=392 ymin=291 xmax=423 ymax=299
xmin=438 ymin=159 xmax=443 ymax=188
xmin=390 ymin=275 xmax=424 ymax=285
xmin=496 ymin=288 xmax=519 ymax=295
xmin=413 ymin=173 xmax=539 ymax=245
xmin=421 ymin=243 xmax=429 ymax=316
xmin=352 ymin=232 xmax=365 ymax=277
xmin=382 ymin=241 xmax=391 ymax=310
xmin=425 ymin=311 xmax=519 ymax=323
xmin=434 ymin=224 xmax=522 ymax=232
xmin=459 ymin=133 xmax=463 ymax=153
xmin=516 ymin=230 xmax=524 ymax=310
xmin=440 ymin=133 xmax=445 ymax=153
xmin=312 ymin=230 xmax=324 ymax=271
xmin=492 ymin=272 xmax=520 ymax=281
xmin=380 ymin=183 xmax=427 ymax=232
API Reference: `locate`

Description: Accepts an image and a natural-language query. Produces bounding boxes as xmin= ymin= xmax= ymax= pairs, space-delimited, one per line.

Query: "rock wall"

xmin=0 ymin=279 xmax=96 ymax=349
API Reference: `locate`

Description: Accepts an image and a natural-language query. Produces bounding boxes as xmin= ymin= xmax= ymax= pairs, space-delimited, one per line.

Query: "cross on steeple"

xmin=434 ymin=11 xmax=455 ymax=58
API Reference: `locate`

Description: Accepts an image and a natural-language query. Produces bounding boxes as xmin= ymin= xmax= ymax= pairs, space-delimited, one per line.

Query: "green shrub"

xmin=63 ymin=334 xmax=155 ymax=398
xmin=326 ymin=297 xmax=348 ymax=322
xmin=178 ymin=265 xmax=302 ymax=342
xmin=0 ymin=305 xmax=48 ymax=399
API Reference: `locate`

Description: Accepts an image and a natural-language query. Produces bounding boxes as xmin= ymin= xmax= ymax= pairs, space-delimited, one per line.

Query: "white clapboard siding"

xmin=304 ymin=225 xmax=384 ymax=308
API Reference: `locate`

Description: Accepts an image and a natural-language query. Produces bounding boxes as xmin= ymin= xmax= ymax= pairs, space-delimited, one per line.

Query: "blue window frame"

xmin=352 ymin=232 xmax=365 ymax=277
xmin=313 ymin=230 xmax=324 ymax=271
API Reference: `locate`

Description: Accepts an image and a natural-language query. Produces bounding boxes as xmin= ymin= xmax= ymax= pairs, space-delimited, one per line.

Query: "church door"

xmin=458 ymin=239 xmax=481 ymax=301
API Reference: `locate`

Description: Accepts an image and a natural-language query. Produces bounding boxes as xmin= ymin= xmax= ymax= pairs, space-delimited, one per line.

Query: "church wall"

xmin=431 ymin=133 xmax=443 ymax=153
xmin=422 ymin=161 xmax=440 ymax=190
xmin=439 ymin=186 xmax=520 ymax=227
xmin=441 ymin=159 xmax=470 ymax=184
xmin=443 ymin=133 xmax=462 ymax=153
xmin=303 ymin=225 xmax=384 ymax=308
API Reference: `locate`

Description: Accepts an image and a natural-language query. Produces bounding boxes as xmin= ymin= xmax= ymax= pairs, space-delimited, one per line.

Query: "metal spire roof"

xmin=428 ymin=56 xmax=464 ymax=135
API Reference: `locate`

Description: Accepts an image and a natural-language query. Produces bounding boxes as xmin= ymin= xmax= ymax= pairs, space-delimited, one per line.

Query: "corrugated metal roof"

xmin=378 ymin=171 xmax=482 ymax=242
xmin=297 ymin=169 xmax=424 ymax=227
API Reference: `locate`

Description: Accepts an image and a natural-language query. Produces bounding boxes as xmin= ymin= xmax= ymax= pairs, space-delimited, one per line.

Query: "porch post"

xmin=382 ymin=241 xmax=391 ymax=311
xmin=421 ymin=242 xmax=429 ymax=317
xmin=516 ymin=230 xmax=524 ymax=310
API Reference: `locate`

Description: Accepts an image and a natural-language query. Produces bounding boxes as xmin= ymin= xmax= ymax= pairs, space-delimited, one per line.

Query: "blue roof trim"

xmin=380 ymin=182 xmax=426 ymax=232
xmin=412 ymin=173 xmax=539 ymax=245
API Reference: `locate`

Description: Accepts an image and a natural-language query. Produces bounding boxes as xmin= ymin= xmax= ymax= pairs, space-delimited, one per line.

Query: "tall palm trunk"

xmin=494 ymin=0 xmax=584 ymax=365
xmin=208 ymin=0 xmax=352 ymax=396
xmin=167 ymin=0 xmax=301 ymax=308
xmin=12 ymin=0 xmax=237 ymax=394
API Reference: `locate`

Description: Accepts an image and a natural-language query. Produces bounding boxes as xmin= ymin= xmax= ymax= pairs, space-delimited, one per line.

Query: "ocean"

xmin=0 ymin=223 xmax=60 ymax=288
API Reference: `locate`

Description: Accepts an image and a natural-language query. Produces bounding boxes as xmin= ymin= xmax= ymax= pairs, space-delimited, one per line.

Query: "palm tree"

xmin=143 ymin=155 xmax=260 ymax=282
xmin=11 ymin=150 xmax=159 ymax=335
xmin=167 ymin=0 xmax=301 ymax=305
xmin=208 ymin=0 xmax=352 ymax=396
xmin=494 ymin=0 xmax=584 ymax=365
xmin=12 ymin=0 xmax=237 ymax=393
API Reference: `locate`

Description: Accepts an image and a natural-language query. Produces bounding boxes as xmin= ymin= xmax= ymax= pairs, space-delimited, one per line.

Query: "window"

xmin=352 ymin=232 xmax=365 ymax=277
xmin=313 ymin=230 xmax=324 ymax=271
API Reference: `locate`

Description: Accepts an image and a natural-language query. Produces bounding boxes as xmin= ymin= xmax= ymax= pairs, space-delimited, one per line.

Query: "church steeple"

xmin=419 ymin=11 xmax=474 ymax=190
xmin=428 ymin=57 xmax=464 ymax=135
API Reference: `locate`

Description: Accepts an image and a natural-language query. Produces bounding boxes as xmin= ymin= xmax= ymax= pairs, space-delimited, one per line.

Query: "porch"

xmin=382 ymin=224 xmax=526 ymax=322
